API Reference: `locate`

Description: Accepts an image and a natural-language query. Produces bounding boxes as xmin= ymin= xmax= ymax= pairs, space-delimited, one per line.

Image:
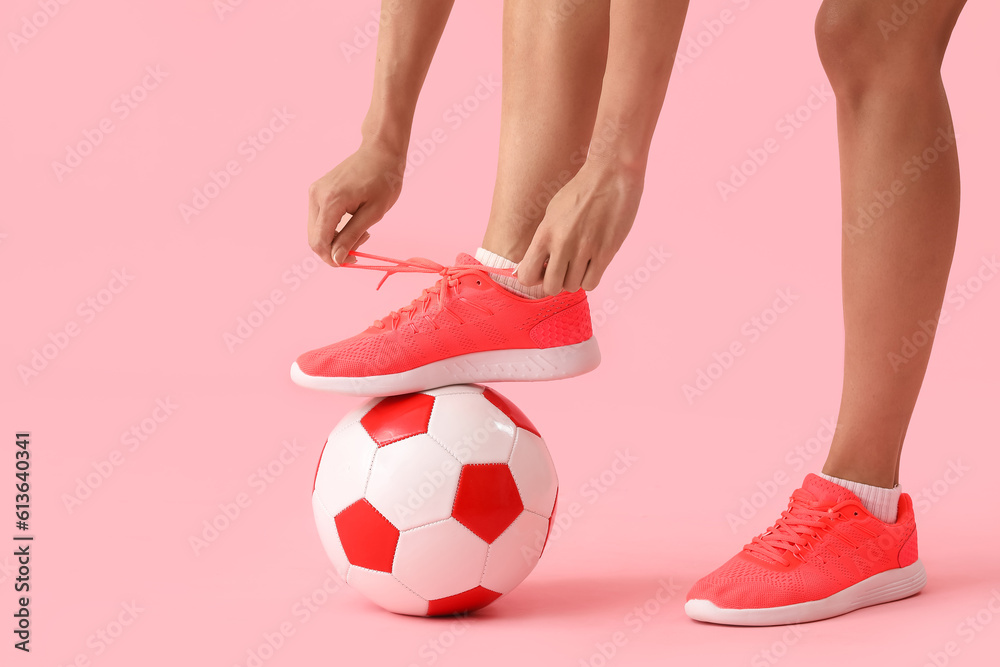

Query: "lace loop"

xmin=744 ymin=489 xmax=846 ymax=564
xmin=342 ymin=251 xmax=515 ymax=289
xmin=341 ymin=251 xmax=513 ymax=330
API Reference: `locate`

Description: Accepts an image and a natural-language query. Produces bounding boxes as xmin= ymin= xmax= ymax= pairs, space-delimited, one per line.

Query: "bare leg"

xmin=816 ymin=0 xmax=967 ymax=488
xmin=481 ymin=1 xmax=611 ymax=261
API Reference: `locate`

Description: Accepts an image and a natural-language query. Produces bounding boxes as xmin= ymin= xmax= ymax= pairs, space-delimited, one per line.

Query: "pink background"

xmin=4 ymin=0 xmax=999 ymax=665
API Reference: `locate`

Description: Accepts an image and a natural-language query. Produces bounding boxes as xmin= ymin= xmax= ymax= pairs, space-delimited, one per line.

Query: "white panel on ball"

xmin=331 ymin=398 xmax=381 ymax=435
xmin=365 ymin=434 xmax=462 ymax=530
xmin=506 ymin=429 xmax=558 ymax=517
xmin=393 ymin=518 xmax=490 ymax=600
xmin=481 ymin=511 xmax=550 ymax=595
xmin=312 ymin=493 xmax=350 ymax=580
xmin=346 ymin=566 xmax=428 ymax=616
xmin=427 ymin=393 xmax=517 ymax=464
xmin=422 ymin=384 xmax=485 ymax=397
xmin=314 ymin=422 xmax=378 ymax=517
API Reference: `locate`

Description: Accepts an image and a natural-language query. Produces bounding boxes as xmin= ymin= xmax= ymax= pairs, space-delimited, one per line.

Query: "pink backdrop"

xmin=4 ymin=0 xmax=999 ymax=665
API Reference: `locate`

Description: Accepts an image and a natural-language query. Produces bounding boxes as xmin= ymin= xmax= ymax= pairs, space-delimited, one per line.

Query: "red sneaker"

xmin=685 ymin=474 xmax=926 ymax=625
xmin=290 ymin=252 xmax=600 ymax=395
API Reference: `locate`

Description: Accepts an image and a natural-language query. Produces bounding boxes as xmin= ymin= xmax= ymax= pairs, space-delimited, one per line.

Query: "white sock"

xmin=474 ymin=247 xmax=546 ymax=299
xmin=820 ymin=473 xmax=901 ymax=523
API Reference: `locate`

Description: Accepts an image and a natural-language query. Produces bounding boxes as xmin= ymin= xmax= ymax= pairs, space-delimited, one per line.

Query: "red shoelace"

xmin=342 ymin=251 xmax=516 ymax=331
xmin=744 ymin=489 xmax=877 ymax=565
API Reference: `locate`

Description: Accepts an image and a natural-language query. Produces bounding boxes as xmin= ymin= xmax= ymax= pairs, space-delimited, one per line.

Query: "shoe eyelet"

xmin=854 ymin=512 xmax=859 ymax=516
xmin=475 ymin=280 xmax=482 ymax=286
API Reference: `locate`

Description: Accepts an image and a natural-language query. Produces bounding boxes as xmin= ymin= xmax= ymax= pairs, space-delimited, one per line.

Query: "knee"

xmin=815 ymin=0 xmax=947 ymax=98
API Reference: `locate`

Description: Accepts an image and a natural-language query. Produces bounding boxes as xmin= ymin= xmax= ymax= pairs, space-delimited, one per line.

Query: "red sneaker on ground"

xmin=685 ymin=474 xmax=926 ymax=625
xmin=290 ymin=252 xmax=600 ymax=396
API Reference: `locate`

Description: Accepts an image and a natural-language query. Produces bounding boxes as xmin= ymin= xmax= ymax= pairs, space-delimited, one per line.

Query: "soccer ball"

xmin=311 ymin=384 xmax=558 ymax=616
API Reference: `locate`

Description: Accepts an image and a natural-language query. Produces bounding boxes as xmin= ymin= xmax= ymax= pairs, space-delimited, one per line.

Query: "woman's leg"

xmin=687 ymin=0 xmax=970 ymax=626
xmin=480 ymin=0 xmax=611 ymax=261
xmin=817 ymin=0 xmax=967 ymax=488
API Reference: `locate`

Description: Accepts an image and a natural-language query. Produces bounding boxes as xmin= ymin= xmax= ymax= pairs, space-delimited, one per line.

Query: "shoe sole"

xmin=684 ymin=559 xmax=927 ymax=626
xmin=290 ymin=337 xmax=601 ymax=396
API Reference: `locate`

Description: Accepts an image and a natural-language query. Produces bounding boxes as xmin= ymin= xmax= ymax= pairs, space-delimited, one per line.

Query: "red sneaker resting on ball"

xmin=290 ymin=252 xmax=600 ymax=396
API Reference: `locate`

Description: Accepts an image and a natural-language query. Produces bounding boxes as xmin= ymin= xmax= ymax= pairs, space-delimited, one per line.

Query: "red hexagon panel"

xmin=360 ymin=393 xmax=435 ymax=447
xmin=427 ymin=586 xmax=503 ymax=616
xmin=334 ymin=499 xmax=400 ymax=573
xmin=452 ymin=464 xmax=524 ymax=543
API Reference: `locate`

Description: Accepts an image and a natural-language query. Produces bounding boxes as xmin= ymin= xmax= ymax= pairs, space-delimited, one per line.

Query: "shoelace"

xmin=743 ymin=489 xmax=875 ymax=564
xmin=342 ymin=251 xmax=516 ymax=331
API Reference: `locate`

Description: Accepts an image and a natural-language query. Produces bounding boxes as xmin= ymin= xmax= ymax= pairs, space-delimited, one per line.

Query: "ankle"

xmin=474 ymin=247 xmax=546 ymax=299
xmin=819 ymin=472 xmax=901 ymax=523
xmin=821 ymin=464 xmax=896 ymax=489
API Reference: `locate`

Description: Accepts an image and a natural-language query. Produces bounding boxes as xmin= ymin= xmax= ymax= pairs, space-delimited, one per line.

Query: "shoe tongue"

xmin=455 ymin=252 xmax=481 ymax=266
xmin=801 ymin=473 xmax=860 ymax=506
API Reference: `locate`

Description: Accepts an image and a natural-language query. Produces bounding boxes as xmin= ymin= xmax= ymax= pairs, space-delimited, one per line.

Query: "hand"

xmin=517 ymin=161 xmax=644 ymax=295
xmin=307 ymin=141 xmax=406 ymax=267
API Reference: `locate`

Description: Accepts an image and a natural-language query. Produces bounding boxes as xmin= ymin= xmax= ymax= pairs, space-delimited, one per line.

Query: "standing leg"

xmin=685 ymin=0 xmax=968 ymax=626
xmin=816 ymin=0 xmax=967 ymax=489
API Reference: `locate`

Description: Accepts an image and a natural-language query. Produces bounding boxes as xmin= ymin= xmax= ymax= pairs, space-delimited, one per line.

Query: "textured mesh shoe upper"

xmin=296 ymin=254 xmax=593 ymax=378
xmin=687 ymin=474 xmax=918 ymax=610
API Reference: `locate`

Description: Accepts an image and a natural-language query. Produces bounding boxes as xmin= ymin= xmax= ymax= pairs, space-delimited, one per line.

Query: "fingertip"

xmin=332 ymin=246 xmax=348 ymax=266
xmin=516 ymin=272 xmax=538 ymax=287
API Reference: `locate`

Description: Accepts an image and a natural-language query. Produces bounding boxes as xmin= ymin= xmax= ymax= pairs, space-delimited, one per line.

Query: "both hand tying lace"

xmin=743 ymin=488 xmax=878 ymax=565
xmin=341 ymin=251 xmax=517 ymax=331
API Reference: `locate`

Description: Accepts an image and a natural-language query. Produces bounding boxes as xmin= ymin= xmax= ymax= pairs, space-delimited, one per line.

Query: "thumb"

xmin=330 ymin=203 xmax=385 ymax=266
xmin=516 ymin=237 xmax=549 ymax=287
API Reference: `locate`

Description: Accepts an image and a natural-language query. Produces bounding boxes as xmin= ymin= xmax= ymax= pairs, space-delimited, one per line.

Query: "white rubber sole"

xmin=685 ymin=560 xmax=927 ymax=626
xmin=290 ymin=337 xmax=601 ymax=396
